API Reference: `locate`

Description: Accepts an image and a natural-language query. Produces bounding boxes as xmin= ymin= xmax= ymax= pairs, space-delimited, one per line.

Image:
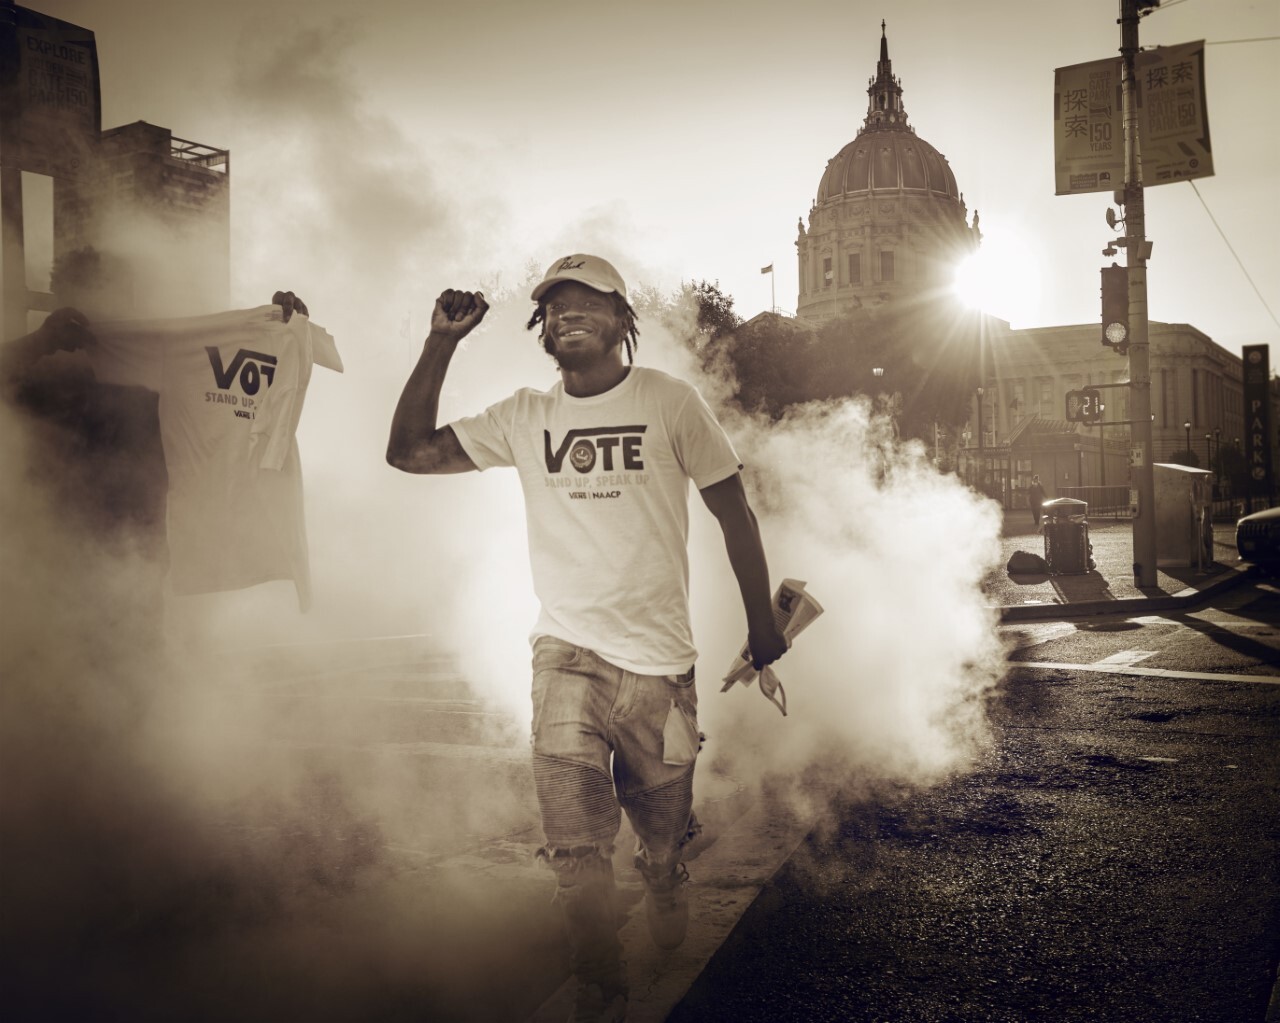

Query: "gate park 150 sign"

xmin=1053 ymin=40 xmax=1212 ymax=196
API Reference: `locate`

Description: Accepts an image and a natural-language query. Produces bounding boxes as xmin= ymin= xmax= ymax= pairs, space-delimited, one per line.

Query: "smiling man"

xmin=387 ymin=253 xmax=787 ymax=1022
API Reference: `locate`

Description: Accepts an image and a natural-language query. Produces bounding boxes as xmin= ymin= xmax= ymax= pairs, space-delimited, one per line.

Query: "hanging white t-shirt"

xmin=451 ymin=366 xmax=741 ymax=674
xmin=87 ymin=305 xmax=342 ymax=609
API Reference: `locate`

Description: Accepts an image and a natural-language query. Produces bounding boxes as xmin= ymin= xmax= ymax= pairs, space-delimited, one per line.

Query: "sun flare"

xmin=952 ymin=233 xmax=1043 ymax=325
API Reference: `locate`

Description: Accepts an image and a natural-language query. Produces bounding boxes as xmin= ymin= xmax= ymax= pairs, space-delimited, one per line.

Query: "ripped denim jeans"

xmin=530 ymin=636 xmax=702 ymax=879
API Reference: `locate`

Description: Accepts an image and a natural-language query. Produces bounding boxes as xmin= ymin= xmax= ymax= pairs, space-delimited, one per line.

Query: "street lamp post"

xmin=1212 ymin=428 xmax=1222 ymax=499
xmin=1198 ymin=432 xmax=1208 ymax=496
xmin=1235 ymin=436 xmax=1242 ymax=508
xmin=977 ymin=386 xmax=985 ymax=496
xmin=1205 ymin=433 xmax=1213 ymax=499
xmin=1184 ymin=420 xmax=1191 ymax=463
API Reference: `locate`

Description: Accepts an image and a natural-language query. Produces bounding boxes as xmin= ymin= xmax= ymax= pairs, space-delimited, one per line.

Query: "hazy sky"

xmin=23 ymin=0 xmax=1280 ymax=355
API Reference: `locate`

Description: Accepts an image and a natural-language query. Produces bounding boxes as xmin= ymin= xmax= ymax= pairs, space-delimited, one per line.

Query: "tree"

xmin=631 ymin=278 xmax=743 ymax=354
xmin=702 ymin=288 xmax=983 ymax=441
xmin=687 ymin=279 xmax=742 ymax=344
xmin=717 ymin=313 xmax=823 ymax=416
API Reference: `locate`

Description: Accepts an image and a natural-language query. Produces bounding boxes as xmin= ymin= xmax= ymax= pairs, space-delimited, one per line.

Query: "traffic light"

xmin=1100 ymin=264 xmax=1129 ymax=355
xmin=1066 ymin=388 xmax=1105 ymax=424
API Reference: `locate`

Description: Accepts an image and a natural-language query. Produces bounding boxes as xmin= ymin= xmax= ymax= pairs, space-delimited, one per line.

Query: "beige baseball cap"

xmin=531 ymin=253 xmax=628 ymax=303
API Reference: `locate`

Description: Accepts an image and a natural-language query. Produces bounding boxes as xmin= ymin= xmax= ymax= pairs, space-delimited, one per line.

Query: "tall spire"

xmin=862 ymin=20 xmax=911 ymax=134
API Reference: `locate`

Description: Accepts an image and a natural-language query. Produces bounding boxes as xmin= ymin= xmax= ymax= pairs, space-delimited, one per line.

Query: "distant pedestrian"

xmin=1029 ymin=475 xmax=1048 ymax=526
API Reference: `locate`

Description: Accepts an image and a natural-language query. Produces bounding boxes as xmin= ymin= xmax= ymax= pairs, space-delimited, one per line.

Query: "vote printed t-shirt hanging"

xmin=87 ymin=305 xmax=342 ymax=609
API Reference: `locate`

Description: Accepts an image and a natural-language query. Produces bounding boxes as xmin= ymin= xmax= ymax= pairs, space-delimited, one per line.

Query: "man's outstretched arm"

xmin=386 ymin=289 xmax=488 ymax=474
xmin=699 ymin=473 xmax=789 ymax=669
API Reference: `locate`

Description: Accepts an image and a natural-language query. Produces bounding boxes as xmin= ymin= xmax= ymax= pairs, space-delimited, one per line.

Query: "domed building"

xmin=795 ymin=23 xmax=981 ymax=322
xmin=775 ymin=24 xmax=1275 ymax=517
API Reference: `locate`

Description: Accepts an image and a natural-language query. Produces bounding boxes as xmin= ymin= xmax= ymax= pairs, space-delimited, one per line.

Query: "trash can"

xmin=1042 ymin=498 xmax=1093 ymax=575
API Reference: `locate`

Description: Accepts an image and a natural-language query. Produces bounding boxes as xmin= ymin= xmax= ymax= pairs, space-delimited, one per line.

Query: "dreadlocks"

xmin=526 ymin=293 xmax=640 ymax=364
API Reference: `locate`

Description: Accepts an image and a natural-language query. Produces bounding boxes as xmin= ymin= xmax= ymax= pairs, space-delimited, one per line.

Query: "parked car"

xmin=1235 ymin=505 xmax=1280 ymax=572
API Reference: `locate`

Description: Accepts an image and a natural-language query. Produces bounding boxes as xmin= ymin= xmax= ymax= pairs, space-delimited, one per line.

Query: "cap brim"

xmin=530 ymin=274 xmax=619 ymax=302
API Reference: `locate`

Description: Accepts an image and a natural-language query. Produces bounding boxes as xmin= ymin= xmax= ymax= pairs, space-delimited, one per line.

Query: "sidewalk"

xmin=988 ymin=514 xmax=1251 ymax=621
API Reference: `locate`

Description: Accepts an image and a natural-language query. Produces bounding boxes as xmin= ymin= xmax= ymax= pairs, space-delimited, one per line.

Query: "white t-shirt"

xmin=451 ymin=366 xmax=741 ymax=674
xmin=87 ymin=305 xmax=342 ymax=609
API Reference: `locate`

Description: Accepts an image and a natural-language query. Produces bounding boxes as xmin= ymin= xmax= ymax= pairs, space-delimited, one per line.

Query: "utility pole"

xmin=1121 ymin=0 xmax=1158 ymax=587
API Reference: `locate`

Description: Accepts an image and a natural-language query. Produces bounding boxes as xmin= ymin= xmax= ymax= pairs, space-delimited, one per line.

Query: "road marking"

xmin=1000 ymin=622 xmax=1077 ymax=649
xmin=1092 ymin=649 xmax=1157 ymax=666
xmin=1015 ymin=661 xmax=1280 ymax=685
xmin=1129 ymin=614 xmax=1275 ymax=629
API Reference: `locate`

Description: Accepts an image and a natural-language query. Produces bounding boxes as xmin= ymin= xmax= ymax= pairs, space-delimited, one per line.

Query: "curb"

xmin=993 ymin=563 xmax=1256 ymax=622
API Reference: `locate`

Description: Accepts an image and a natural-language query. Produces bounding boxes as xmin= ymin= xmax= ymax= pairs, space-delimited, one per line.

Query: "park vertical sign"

xmin=1242 ymin=345 xmax=1275 ymax=508
xmin=1054 ymin=41 xmax=1212 ymax=195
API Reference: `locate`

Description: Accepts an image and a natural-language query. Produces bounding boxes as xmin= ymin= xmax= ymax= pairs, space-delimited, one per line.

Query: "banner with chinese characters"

xmin=1053 ymin=40 xmax=1212 ymax=196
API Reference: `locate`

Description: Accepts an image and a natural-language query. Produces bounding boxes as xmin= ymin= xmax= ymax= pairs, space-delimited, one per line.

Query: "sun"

xmin=952 ymin=231 xmax=1043 ymax=325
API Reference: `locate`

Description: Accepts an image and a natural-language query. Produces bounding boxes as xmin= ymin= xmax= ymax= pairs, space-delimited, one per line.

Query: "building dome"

xmin=794 ymin=22 xmax=978 ymax=324
xmin=816 ymin=130 xmax=959 ymax=203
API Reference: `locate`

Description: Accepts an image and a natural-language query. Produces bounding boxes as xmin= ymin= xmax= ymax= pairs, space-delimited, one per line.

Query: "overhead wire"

xmin=1188 ymin=180 xmax=1280 ymax=333
xmin=1146 ymin=0 xmax=1280 ymax=44
xmin=1137 ymin=2 xmax=1278 ymax=332
xmin=1145 ymin=0 xmax=1280 ymax=44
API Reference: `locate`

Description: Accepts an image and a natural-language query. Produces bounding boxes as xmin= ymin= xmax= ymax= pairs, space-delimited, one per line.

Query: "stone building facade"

xmin=969 ymin=320 xmax=1271 ymax=511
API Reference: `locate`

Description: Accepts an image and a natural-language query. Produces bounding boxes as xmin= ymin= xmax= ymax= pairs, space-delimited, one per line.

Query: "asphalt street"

xmin=3 ymin=573 xmax=1277 ymax=1023
xmin=666 ymin=576 xmax=1280 ymax=1023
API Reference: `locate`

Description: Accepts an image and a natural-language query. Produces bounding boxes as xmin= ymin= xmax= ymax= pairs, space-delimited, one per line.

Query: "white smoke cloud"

xmin=0 ymin=21 xmax=559 ymax=1017
xmin=613 ymin=300 xmax=1010 ymax=806
xmin=703 ymin=400 xmax=1005 ymax=780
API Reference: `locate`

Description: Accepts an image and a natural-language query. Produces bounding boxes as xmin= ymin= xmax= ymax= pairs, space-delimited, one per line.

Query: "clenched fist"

xmin=431 ymin=289 xmax=489 ymax=341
